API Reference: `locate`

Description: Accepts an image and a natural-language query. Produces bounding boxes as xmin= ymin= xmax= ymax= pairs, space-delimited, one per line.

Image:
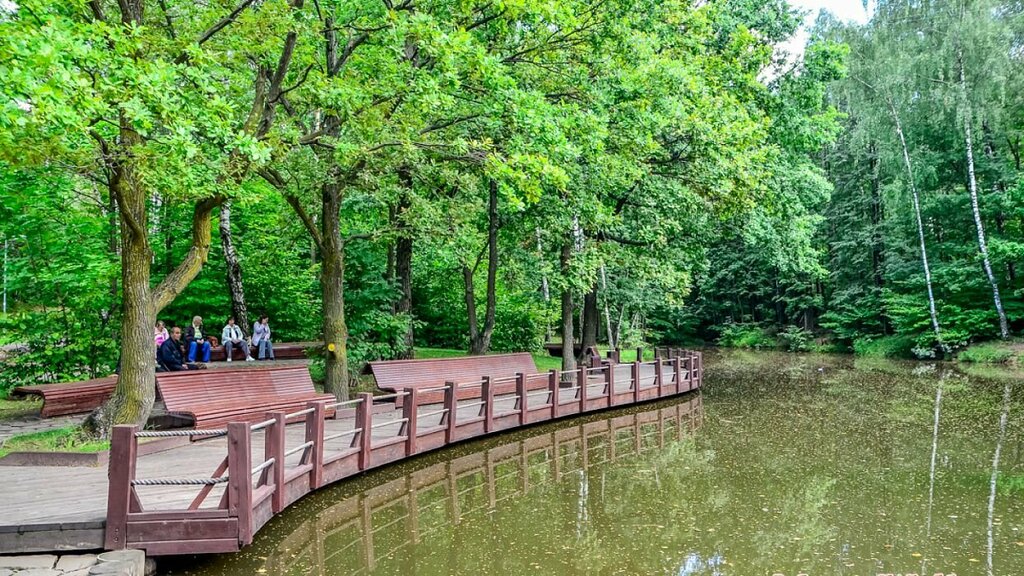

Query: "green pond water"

xmin=164 ymin=351 xmax=1023 ymax=576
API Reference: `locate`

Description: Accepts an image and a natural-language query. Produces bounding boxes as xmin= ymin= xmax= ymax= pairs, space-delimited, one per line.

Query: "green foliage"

xmin=778 ymin=325 xmax=814 ymax=352
xmin=717 ymin=323 xmax=778 ymax=350
xmin=852 ymin=335 xmax=917 ymax=359
xmin=957 ymin=342 xmax=1018 ymax=364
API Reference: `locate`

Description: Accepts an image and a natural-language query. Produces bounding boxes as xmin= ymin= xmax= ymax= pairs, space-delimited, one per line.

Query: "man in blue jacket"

xmin=158 ymin=326 xmax=198 ymax=371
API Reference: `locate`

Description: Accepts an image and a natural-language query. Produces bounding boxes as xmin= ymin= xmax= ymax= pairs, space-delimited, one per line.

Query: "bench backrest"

xmin=367 ymin=353 xmax=539 ymax=393
xmin=156 ymin=366 xmax=316 ymax=413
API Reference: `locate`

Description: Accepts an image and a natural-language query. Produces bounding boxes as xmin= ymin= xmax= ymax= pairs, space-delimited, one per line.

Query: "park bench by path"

xmin=155 ymin=366 xmax=335 ymax=430
xmin=11 ymin=375 xmax=118 ymax=417
xmin=209 ymin=341 xmax=319 ymax=362
xmin=366 ymin=353 xmax=541 ymax=406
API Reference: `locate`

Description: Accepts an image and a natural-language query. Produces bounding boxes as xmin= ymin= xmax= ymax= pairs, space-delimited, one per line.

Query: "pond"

xmin=163 ymin=351 xmax=1023 ymax=576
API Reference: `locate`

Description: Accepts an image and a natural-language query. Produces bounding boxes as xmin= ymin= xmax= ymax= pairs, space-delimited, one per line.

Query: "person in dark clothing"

xmin=159 ymin=326 xmax=198 ymax=371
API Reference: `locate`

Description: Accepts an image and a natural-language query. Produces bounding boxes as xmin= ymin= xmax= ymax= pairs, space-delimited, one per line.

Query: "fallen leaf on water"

xmin=911 ymin=552 xmax=922 ymax=558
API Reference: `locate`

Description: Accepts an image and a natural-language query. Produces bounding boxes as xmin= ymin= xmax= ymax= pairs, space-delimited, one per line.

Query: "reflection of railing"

xmin=105 ymin=350 xmax=703 ymax=555
xmin=266 ymin=395 xmax=704 ymax=575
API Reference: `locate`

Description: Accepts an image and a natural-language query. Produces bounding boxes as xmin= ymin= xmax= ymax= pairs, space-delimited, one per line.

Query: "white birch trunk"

xmin=960 ymin=47 xmax=1010 ymax=339
xmin=888 ymin=97 xmax=943 ymax=344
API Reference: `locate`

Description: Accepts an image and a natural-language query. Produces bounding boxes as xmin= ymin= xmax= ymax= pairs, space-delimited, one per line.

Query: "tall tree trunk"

xmin=959 ymin=48 xmax=1009 ymax=339
xmin=102 ymin=138 xmax=156 ymax=432
xmin=537 ymin=228 xmax=551 ymax=341
xmin=219 ymin=202 xmax=249 ymax=334
xmin=580 ymin=285 xmax=599 ymax=359
xmin=320 ymin=173 xmax=349 ymax=400
xmin=888 ymin=96 xmax=944 ymax=344
xmin=600 ymin=265 xmax=615 ymax=348
xmin=395 ymin=191 xmax=414 ymax=359
xmin=560 ymin=242 xmax=576 ymax=376
xmin=868 ymin=143 xmax=885 ymax=291
xmin=386 ymin=204 xmax=396 ymax=313
xmin=467 ymin=180 xmax=499 ymax=355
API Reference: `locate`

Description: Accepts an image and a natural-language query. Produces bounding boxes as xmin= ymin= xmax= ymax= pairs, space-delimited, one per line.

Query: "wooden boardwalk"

xmin=0 ymin=352 xmax=702 ymax=555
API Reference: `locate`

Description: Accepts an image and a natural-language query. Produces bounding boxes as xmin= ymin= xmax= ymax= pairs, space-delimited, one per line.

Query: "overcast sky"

xmin=781 ymin=0 xmax=872 ymax=60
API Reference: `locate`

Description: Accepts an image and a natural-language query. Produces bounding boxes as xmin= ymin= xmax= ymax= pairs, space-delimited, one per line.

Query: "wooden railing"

xmin=105 ymin=350 xmax=702 ymax=556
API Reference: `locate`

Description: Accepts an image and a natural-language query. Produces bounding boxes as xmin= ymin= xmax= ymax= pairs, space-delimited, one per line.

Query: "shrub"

xmin=957 ymin=342 xmax=1016 ymax=364
xmin=852 ymin=335 xmax=917 ymax=359
xmin=778 ymin=325 xmax=813 ymax=352
xmin=717 ymin=323 xmax=778 ymax=349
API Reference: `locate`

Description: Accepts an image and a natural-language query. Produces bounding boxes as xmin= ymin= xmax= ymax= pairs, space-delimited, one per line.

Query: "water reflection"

xmin=166 ymin=352 xmax=1024 ymax=576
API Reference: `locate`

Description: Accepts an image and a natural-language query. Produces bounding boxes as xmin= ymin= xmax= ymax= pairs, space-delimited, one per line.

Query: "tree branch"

xmin=152 ymin=195 xmax=226 ymax=311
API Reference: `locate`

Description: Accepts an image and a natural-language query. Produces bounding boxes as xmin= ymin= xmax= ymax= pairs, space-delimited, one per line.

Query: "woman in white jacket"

xmin=253 ymin=314 xmax=275 ymax=360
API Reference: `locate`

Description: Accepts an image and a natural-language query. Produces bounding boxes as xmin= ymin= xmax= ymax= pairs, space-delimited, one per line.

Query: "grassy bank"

xmin=0 ymin=426 xmax=108 ymax=458
xmin=956 ymin=339 xmax=1024 ymax=364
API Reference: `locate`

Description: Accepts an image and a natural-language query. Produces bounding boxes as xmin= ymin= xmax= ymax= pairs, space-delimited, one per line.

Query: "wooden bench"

xmin=11 ymin=375 xmax=118 ymax=417
xmin=209 ymin=341 xmax=319 ymax=362
xmin=155 ymin=366 xmax=334 ymax=430
xmin=366 ymin=353 xmax=540 ymax=406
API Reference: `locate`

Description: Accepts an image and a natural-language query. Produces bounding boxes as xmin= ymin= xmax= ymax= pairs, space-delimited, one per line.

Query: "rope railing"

xmin=370 ymin=417 xmax=409 ymax=430
xmin=286 ymin=407 xmax=316 ymax=419
xmin=372 ymin=391 xmax=410 ymax=402
xmin=418 ymin=408 xmax=448 ymax=419
xmin=135 ymin=429 xmax=227 ymax=438
xmin=283 ymin=441 xmax=314 ymax=458
xmin=420 ymin=384 xmax=451 ymax=393
xmin=325 ymin=397 xmax=364 ymax=410
xmin=251 ymin=458 xmax=275 ymax=476
xmin=323 ymin=428 xmax=360 ymax=443
xmin=250 ymin=418 xmax=277 ymax=432
xmin=132 ymin=476 xmax=229 ymax=486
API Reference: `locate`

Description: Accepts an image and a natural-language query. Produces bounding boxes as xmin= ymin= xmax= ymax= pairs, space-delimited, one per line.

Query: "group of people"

xmin=154 ymin=315 xmax=275 ymax=371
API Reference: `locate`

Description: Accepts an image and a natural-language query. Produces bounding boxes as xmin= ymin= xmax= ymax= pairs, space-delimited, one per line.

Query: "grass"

xmin=0 ymin=395 xmax=42 ymax=420
xmin=957 ymin=340 xmax=1020 ymax=364
xmin=0 ymin=425 xmax=109 ymax=458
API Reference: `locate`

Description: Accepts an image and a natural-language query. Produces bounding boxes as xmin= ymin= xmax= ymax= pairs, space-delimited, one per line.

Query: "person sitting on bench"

xmin=185 ymin=315 xmax=212 ymax=363
xmin=252 ymin=314 xmax=275 ymax=360
xmin=159 ymin=326 xmax=199 ymax=371
xmin=221 ymin=316 xmax=254 ymax=362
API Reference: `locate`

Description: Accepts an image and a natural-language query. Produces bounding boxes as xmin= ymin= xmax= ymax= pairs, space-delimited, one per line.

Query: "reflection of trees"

xmin=987 ymin=381 xmax=1012 ymax=576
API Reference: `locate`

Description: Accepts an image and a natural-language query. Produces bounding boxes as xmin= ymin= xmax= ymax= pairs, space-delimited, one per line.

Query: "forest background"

xmin=1 ymin=0 xmax=1021 ymax=427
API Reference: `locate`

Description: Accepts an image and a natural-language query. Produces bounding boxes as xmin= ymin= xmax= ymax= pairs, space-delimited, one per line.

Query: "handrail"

xmin=372 ymin=392 xmax=410 ymax=402
xmin=370 ymin=417 xmax=409 ymax=430
xmin=325 ymin=397 xmax=364 ymax=410
xmin=251 ymin=458 xmax=275 ymax=476
xmin=323 ymin=429 xmax=360 ymax=443
xmin=135 ymin=429 xmax=227 ymax=438
xmin=105 ymin=349 xmax=704 ymax=556
xmin=250 ymin=418 xmax=277 ymax=432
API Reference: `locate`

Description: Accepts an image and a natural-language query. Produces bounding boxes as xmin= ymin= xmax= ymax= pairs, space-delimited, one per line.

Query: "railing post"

xmin=548 ymin=370 xmax=560 ymax=419
xmin=482 ymin=376 xmax=494 ymax=433
xmin=696 ymin=351 xmax=703 ymax=388
xmin=655 ymin=358 xmax=664 ymax=397
xmin=578 ymin=365 xmax=588 ymax=412
xmin=516 ymin=372 xmax=527 ymax=425
xmin=444 ymin=381 xmax=457 ymax=443
xmin=266 ymin=411 xmax=287 ymax=514
xmin=306 ymin=401 xmax=326 ymax=489
xmin=403 ymin=388 xmax=419 ymax=456
xmin=105 ymin=424 xmax=138 ymax=550
xmin=604 ymin=362 xmax=614 ymax=407
xmin=614 ymin=348 xmax=621 ymax=364
xmin=673 ymin=357 xmax=682 ymax=395
xmin=636 ymin=347 xmax=643 ymax=363
xmin=632 ymin=360 xmax=641 ymax=403
xmin=355 ymin=392 xmax=374 ymax=470
xmin=227 ymin=422 xmax=254 ymax=547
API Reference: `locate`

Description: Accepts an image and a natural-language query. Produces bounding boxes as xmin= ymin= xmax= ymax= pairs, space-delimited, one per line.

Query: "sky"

xmin=781 ymin=0 xmax=872 ymax=60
